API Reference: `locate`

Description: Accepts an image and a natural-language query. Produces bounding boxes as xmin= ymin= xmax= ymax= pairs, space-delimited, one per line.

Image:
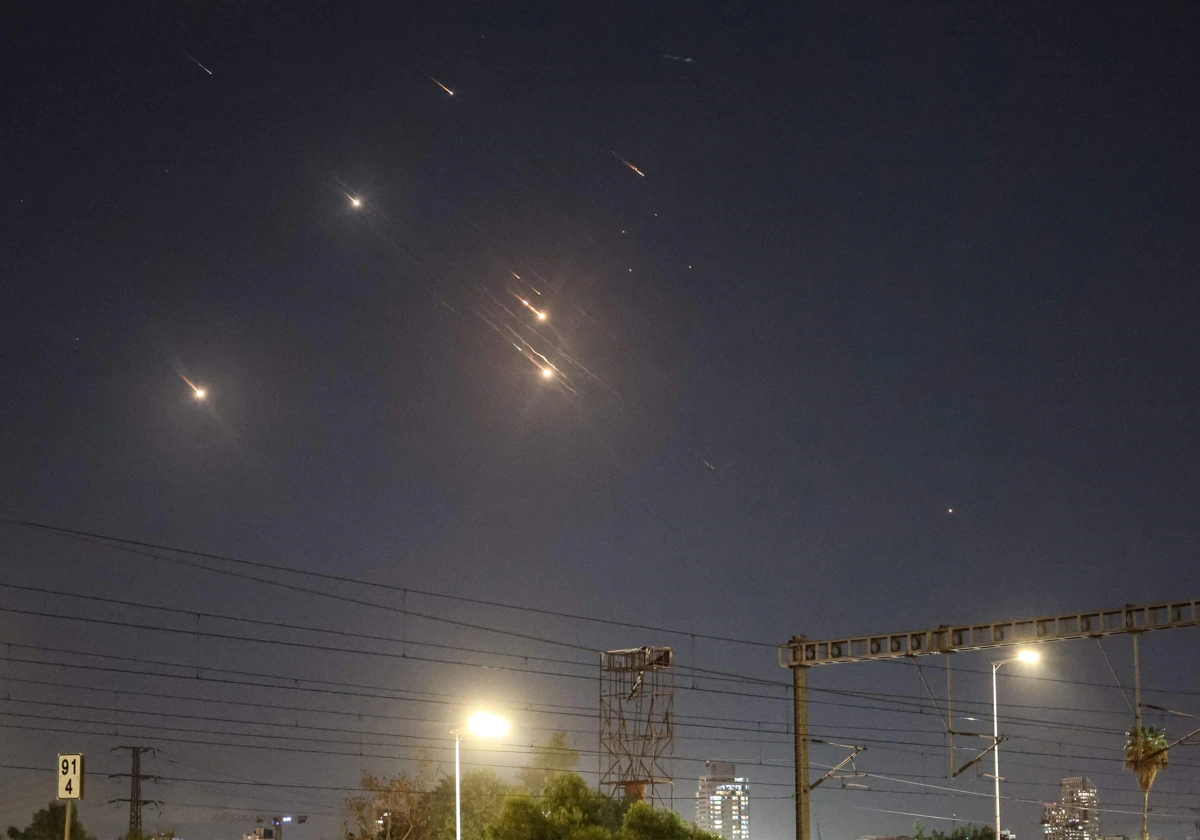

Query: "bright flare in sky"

xmin=513 ymin=294 xmax=547 ymax=321
xmin=181 ymin=375 xmax=206 ymax=399
xmin=541 ymin=367 xmax=554 ymax=379
xmin=466 ymin=711 xmax=509 ymax=738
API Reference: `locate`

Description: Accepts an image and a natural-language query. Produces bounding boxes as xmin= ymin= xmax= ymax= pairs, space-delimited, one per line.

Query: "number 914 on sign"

xmin=57 ymin=754 xmax=84 ymax=800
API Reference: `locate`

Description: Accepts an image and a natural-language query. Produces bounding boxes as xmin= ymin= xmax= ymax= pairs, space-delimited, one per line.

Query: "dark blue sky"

xmin=3 ymin=3 xmax=1200 ymax=840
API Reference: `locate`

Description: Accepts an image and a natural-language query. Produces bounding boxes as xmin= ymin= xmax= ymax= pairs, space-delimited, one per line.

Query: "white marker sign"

xmin=57 ymin=754 xmax=84 ymax=800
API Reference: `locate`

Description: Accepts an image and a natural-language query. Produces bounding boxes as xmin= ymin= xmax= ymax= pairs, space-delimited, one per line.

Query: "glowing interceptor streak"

xmin=426 ymin=75 xmax=454 ymax=96
xmin=619 ymin=159 xmax=648 ymax=177
xmin=181 ymin=375 xmax=206 ymax=399
xmin=511 ymin=293 xmax=547 ymax=322
xmin=185 ymin=53 xmax=213 ymax=75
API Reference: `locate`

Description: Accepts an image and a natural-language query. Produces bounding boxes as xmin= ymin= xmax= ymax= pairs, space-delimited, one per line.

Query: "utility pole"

xmin=791 ymin=645 xmax=810 ymax=840
xmin=946 ymin=654 xmax=954 ymax=778
xmin=109 ymin=747 xmax=157 ymax=839
xmin=1132 ymin=633 xmax=1143 ymax=731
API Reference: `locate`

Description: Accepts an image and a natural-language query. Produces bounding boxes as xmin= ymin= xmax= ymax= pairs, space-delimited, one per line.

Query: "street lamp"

xmin=992 ymin=650 xmax=1039 ymax=840
xmin=451 ymin=712 xmax=510 ymax=840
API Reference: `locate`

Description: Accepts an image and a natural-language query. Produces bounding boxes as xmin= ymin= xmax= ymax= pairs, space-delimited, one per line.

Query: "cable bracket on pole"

xmin=953 ymin=735 xmax=1004 ymax=778
xmin=808 ymin=744 xmax=864 ymax=791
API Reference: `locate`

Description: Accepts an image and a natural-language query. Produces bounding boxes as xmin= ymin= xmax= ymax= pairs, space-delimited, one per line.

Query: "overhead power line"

xmin=2 ymin=587 xmax=1184 ymax=717
xmin=0 ymin=581 xmax=778 ymax=691
xmin=3 ymin=633 xmax=1158 ymax=735
xmin=9 ymin=519 xmax=776 ymax=648
xmin=3 ymin=696 xmax=1198 ymax=780
xmin=12 ymin=525 xmax=1200 ymax=701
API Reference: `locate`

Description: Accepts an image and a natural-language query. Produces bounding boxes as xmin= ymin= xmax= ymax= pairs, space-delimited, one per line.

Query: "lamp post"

xmin=992 ymin=650 xmax=1039 ymax=840
xmin=451 ymin=711 xmax=510 ymax=840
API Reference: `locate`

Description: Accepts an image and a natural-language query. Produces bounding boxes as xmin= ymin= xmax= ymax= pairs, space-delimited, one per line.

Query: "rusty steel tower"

xmin=599 ymin=646 xmax=674 ymax=808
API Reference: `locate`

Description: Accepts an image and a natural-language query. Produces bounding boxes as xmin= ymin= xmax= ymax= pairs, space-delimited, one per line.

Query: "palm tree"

xmin=1125 ymin=726 xmax=1169 ymax=840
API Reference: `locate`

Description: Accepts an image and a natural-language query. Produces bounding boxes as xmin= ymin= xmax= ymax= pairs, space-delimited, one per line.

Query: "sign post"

xmin=57 ymin=754 xmax=84 ymax=840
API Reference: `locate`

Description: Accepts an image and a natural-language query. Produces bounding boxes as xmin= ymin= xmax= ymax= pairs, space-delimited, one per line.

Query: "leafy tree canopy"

xmin=1125 ymin=726 xmax=1169 ymax=786
xmin=913 ymin=821 xmax=993 ymax=840
xmin=1126 ymin=726 xmax=1170 ymax=840
xmin=7 ymin=803 xmax=96 ymax=840
xmin=344 ymin=753 xmax=437 ymax=840
xmin=517 ymin=733 xmax=580 ymax=794
xmin=619 ymin=801 xmax=717 ymax=840
xmin=429 ymin=769 xmax=515 ymax=840
xmin=485 ymin=777 xmax=714 ymax=840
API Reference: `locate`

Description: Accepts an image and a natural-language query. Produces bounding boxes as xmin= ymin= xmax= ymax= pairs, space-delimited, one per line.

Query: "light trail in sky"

xmin=180 ymin=375 xmax=206 ymax=399
xmin=617 ymin=156 xmax=645 ymax=177
xmin=184 ymin=53 xmax=213 ymax=75
xmin=426 ymin=74 xmax=454 ymax=96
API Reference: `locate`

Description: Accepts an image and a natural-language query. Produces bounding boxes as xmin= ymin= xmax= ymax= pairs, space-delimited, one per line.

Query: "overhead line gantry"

xmin=780 ymin=599 xmax=1200 ymax=840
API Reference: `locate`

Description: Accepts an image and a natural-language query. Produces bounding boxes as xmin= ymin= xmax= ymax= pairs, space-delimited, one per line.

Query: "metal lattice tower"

xmin=109 ymin=746 xmax=156 ymax=838
xmin=599 ymin=646 xmax=674 ymax=808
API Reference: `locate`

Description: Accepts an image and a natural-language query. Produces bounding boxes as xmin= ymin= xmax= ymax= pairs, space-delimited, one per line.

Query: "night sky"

xmin=4 ymin=3 xmax=1200 ymax=840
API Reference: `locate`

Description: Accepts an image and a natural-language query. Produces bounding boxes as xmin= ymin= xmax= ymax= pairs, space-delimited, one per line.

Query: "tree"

xmin=619 ymin=801 xmax=718 ymax=840
xmin=1126 ymin=726 xmax=1169 ymax=840
xmin=484 ymin=773 xmax=710 ymax=840
xmin=543 ymin=774 xmax=625 ymax=835
xmin=428 ymin=769 xmax=514 ymax=840
xmin=7 ymin=803 xmax=96 ymax=840
xmin=485 ymin=773 xmax=622 ymax=840
xmin=912 ymin=823 xmax=992 ymax=840
xmin=517 ymin=732 xmax=580 ymax=794
xmin=944 ymin=827 xmax=993 ymax=840
xmin=484 ymin=797 xmax=558 ymax=840
xmin=344 ymin=754 xmax=437 ymax=840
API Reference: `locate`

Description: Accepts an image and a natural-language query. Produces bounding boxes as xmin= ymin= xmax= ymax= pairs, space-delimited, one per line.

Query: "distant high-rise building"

xmin=1043 ymin=777 xmax=1099 ymax=840
xmin=696 ymin=761 xmax=749 ymax=840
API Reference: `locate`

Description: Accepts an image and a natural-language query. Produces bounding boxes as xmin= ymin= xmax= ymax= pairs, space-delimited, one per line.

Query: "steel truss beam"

xmin=780 ymin=600 xmax=1200 ymax=667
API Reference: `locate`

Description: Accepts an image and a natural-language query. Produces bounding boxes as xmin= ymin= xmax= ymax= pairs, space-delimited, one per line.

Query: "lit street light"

xmin=993 ymin=650 xmax=1039 ymax=840
xmin=452 ymin=712 xmax=509 ymax=840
